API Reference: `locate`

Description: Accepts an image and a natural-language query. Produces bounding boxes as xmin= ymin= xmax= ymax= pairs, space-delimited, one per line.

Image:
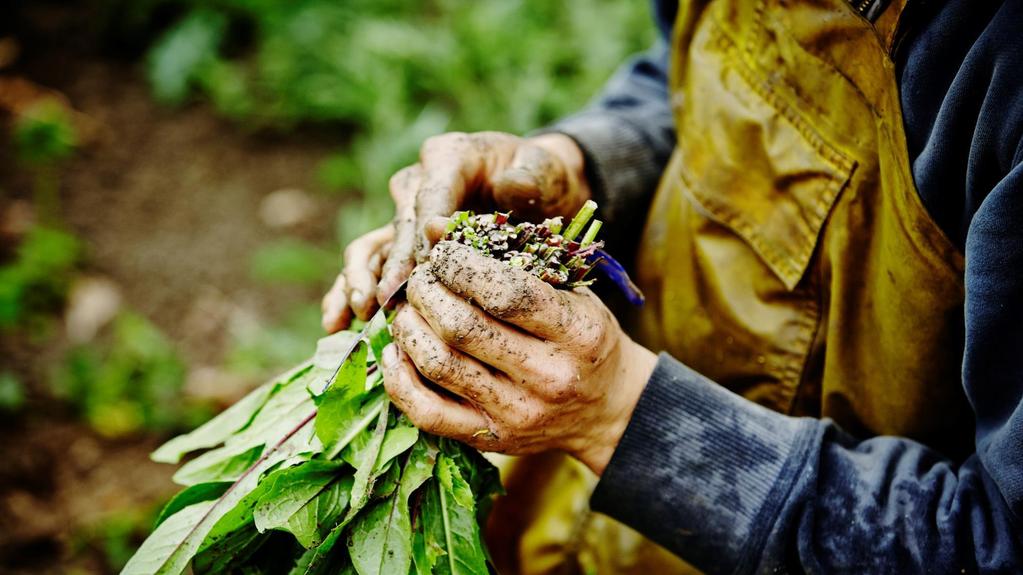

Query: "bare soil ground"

xmin=0 ymin=3 xmax=352 ymax=572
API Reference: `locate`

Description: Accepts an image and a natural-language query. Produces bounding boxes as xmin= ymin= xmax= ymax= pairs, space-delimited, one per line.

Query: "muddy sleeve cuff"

xmin=590 ymin=352 xmax=818 ymax=575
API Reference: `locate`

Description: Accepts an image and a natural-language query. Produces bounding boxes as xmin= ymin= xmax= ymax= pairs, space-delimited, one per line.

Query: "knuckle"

xmin=436 ymin=307 xmax=486 ymax=347
xmin=388 ymin=166 xmax=419 ymax=201
xmin=419 ymin=349 xmax=461 ymax=383
xmin=514 ymin=405 xmax=545 ymax=429
xmin=487 ymin=279 xmax=538 ymax=320
xmin=421 ymin=132 xmax=467 ymax=156
xmin=573 ymin=324 xmax=606 ymax=353
xmin=538 ymin=365 xmax=580 ymax=402
xmin=342 ymin=242 xmax=363 ymax=267
xmin=414 ymin=406 xmax=447 ymax=434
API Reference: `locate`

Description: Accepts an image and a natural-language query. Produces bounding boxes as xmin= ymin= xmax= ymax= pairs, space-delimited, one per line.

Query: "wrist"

xmin=527 ymin=133 xmax=592 ymax=214
xmin=577 ymin=338 xmax=657 ymax=476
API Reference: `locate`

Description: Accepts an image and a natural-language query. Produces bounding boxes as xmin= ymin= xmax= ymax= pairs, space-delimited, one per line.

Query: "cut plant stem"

xmin=580 ymin=219 xmax=602 ymax=248
xmin=562 ymin=199 xmax=597 ymax=242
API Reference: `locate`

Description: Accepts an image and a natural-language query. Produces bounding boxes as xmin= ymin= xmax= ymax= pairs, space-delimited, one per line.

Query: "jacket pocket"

xmin=675 ymin=21 xmax=856 ymax=290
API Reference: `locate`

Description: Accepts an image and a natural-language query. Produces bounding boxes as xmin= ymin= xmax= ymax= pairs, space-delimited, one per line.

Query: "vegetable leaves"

xmin=123 ymin=205 xmax=611 ymax=573
xmin=123 ymin=329 xmax=497 ymax=575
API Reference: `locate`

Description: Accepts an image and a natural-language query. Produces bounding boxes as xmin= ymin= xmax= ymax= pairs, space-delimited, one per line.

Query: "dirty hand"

xmin=382 ymin=241 xmax=657 ymax=476
xmin=321 ymin=131 xmax=591 ymax=333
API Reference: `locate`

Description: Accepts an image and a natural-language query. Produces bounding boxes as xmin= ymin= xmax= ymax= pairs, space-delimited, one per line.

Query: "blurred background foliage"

xmin=0 ymin=0 xmax=652 ymax=571
xmin=125 ymin=0 xmax=653 ymax=244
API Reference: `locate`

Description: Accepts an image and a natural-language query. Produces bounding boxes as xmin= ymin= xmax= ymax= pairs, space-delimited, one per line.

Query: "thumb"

xmin=490 ymin=143 xmax=570 ymax=220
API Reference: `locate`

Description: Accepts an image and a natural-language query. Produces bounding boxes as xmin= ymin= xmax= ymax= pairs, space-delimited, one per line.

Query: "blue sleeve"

xmin=591 ymin=163 xmax=1023 ymax=574
xmin=542 ymin=0 xmax=677 ymax=229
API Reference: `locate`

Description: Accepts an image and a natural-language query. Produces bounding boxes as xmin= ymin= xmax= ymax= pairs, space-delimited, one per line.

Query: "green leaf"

xmin=300 ymin=400 xmax=393 ymax=574
xmin=173 ymin=444 xmax=264 ymax=485
xmin=147 ymin=10 xmax=227 ymax=104
xmin=315 ymin=341 xmax=367 ymax=451
xmin=192 ymin=466 xmax=297 ymax=573
xmin=290 ymin=539 xmax=352 ymax=575
xmin=120 ymin=414 xmax=318 ymax=575
xmin=193 ymin=525 xmax=268 ymax=574
xmin=366 ymin=312 xmax=392 ymax=365
xmin=173 ymin=367 xmax=320 ymax=485
xmin=313 ymin=331 xmax=363 ymax=372
xmin=155 ymin=482 xmax=232 ymax=528
xmin=421 ymin=454 xmax=489 ymax=575
xmin=320 ymin=388 xmax=387 ymax=461
xmin=250 ymin=239 xmax=338 ymax=286
xmin=376 ymin=426 xmax=419 ymax=470
xmin=284 ymin=475 xmax=353 ymax=548
xmin=294 ymin=524 xmax=345 ymax=575
xmin=349 ymin=417 xmax=418 ymax=473
xmin=439 ymin=439 xmax=503 ymax=504
xmin=120 ymin=501 xmax=216 ymax=575
xmin=346 ymin=402 xmax=391 ymax=518
xmin=411 ymin=527 xmax=433 ymax=575
xmin=252 ymin=461 xmax=347 ymax=543
xmin=151 ymin=362 xmax=311 ymax=464
xmin=349 ymin=439 xmax=437 ymax=575
xmin=436 ymin=455 xmax=473 ymax=510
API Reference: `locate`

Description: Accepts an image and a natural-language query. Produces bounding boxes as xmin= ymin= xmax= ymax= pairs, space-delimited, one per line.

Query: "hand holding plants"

xmin=322 ymin=132 xmax=591 ymax=333
xmin=383 ymin=240 xmax=656 ymax=476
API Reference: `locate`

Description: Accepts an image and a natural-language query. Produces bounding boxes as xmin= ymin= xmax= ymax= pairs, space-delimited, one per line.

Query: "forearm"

xmin=593 ymin=353 xmax=1023 ymax=574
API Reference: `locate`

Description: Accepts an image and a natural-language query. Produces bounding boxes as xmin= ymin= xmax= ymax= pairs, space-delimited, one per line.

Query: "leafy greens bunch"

xmin=123 ymin=202 xmax=607 ymax=575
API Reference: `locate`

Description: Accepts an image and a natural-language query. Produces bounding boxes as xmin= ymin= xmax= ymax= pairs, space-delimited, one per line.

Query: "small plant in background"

xmin=52 ymin=311 xmax=213 ymax=438
xmin=223 ymin=303 xmax=327 ymax=378
xmin=0 ymin=225 xmax=80 ymax=331
xmin=12 ymin=98 xmax=78 ymax=225
xmin=12 ymin=99 xmax=78 ymax=166
xmin=0 ymin=372 xmax=26 ymax=412
xmin=248 ymin=239 xmax=338 ymax=287
xmin=67 ymin=506 xmax=164 ymax=573
xmin=2 ymin=94 xmax=82 ymax=335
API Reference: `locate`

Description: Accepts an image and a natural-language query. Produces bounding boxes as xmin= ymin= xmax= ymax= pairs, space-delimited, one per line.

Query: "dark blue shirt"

xmin=551 ymin=0 xmax=1023 ymax=572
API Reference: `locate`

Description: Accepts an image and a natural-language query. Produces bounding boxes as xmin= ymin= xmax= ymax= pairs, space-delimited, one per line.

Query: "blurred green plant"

xmin=12 ymin=99 xmax=79 ymax=224
xmin=223 ymin=302 xmax=325 ymax=377
xmin=0 ymin=372 xmax=26 ymax=411
xmin=108 ymin=0 xmax=653 ymax=243
xmin=68 ymin=504 xmax=162 ymax=573
xmin=13 ymin=99 xmax=78 ymax=165
xmin=249 ymin=238 xmax=338 ymax=286
xmin=0 ymin=226 xmax=80 ymax=329
xmin=51 ymin=311 xmax=213 ymax=438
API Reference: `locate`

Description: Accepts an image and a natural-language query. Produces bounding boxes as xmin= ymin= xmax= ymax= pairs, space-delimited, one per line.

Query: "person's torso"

xmin=633 ymin=0 xmax=975 ymax=459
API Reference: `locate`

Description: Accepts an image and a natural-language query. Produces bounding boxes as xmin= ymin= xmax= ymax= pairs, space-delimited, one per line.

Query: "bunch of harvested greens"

xmin=123 ymin=201 xmax=618 ymax=575
xmin=443 ymin=199 xmax=603 ymax=288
